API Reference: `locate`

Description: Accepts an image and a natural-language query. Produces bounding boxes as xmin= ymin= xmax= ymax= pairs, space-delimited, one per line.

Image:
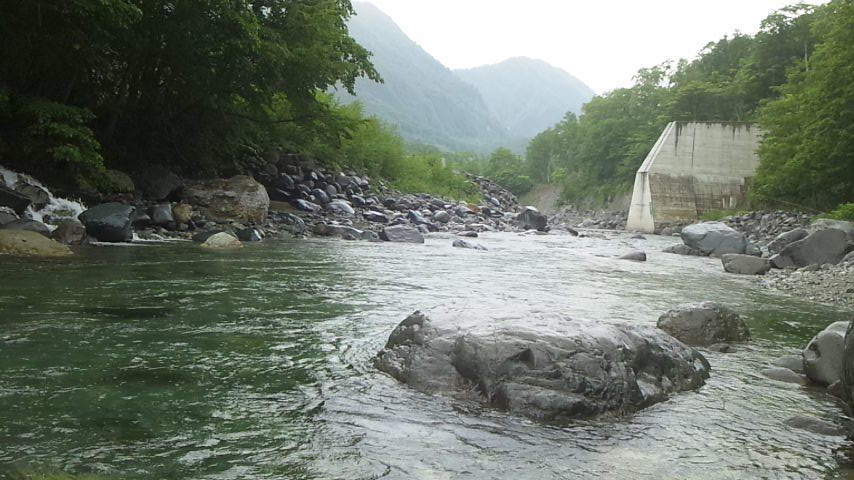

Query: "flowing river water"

xmin=0 ymin=231 xmax=852 ymax=479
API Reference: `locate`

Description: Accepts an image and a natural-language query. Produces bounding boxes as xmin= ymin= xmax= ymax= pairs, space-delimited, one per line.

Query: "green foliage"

xmin=391 ymin=154 xmax=481 ymax=202
xmin=822 ymin=203 xmax=854 ymax=221
xmin=0 ymin=0 xmax=378 ymax=183
xmin=484 ymin=148 xmax=534 ymax=196
xmin=753 ymin=0 xmax=854 ymax=209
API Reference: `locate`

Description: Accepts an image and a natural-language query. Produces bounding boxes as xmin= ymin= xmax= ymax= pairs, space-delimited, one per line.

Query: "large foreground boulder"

xmin=374 ymin=309 xmax=710 ymax=422
xmin=721 ymin=254 xmax=771 ymax=275
xmin=680 ymin=222 xmax=747 ymax=257
xmin=770 ymin=228 xmax=849 ymax=269
xmin=804 ymin=321 xmax=848 ymax=386
xmin=380 ymin=225 xmax=424 ymax=243
xmin=657 ymin=302 xmax=750 ymax=346
xmin=183 ymin=175 xmax=269 ymax=223
xmin=810 ymin=219 xmax=854 ymax=242
xmin=767 ymin=228 xmax=809 ymax=255
xmin=78 ymin=203 xmax=135 ymax=242
xmin=0 ymin=230 xmax=73 ymax=257
xmin=516 ymin=206 xmax=548 ymax=232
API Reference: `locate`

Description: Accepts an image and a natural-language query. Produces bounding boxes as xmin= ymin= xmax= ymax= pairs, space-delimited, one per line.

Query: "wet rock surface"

xmin=657 ymin=302 xmax=750 ymax=346
xmin=79 ymin=203 xmax=136 ymax=242
xmin=721 ymin=254 xmax=771 ymax=275
xmin=374 ymin=309 xmax=710 ymax=423
xmin=803 ymin=321 xmax=849 ymax=386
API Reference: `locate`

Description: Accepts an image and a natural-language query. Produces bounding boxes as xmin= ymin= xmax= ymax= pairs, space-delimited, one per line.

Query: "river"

xmin=0 ymin=231 xmax=851 ymax=479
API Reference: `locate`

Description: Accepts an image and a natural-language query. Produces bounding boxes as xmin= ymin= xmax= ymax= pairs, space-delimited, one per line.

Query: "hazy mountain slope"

xmin=455 ymin=57 xmax=595 ymax=138
xmin=342 ymin=3 xmax=510 ymax=152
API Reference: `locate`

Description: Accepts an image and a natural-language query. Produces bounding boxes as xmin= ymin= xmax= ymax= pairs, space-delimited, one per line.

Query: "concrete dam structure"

xmin=626 ymin=122 xmax=764 ymax=233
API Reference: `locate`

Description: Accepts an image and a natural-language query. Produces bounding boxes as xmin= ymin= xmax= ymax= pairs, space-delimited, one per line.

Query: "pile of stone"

xmin=722 ymin=210 xmax=814 ymax=248
xmin=549 ymin=207 xmax=627 ymax=231
xmin=761 ymin=258 xmax=854 ymax=307
xmin=464 ymin=173 xmax=520 ymax=212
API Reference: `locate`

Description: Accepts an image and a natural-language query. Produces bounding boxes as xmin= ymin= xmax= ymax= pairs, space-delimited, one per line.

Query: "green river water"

xmin=0 ymin=231 xmax=851 ymax=479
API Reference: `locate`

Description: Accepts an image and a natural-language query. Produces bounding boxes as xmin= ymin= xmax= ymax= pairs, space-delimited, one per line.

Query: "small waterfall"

xmin=0 ymin=165 xmax=87 ymax=227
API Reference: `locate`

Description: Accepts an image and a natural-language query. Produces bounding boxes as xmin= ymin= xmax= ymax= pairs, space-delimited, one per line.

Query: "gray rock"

xmin=774 ymin=354 xmax=805 ymax=374
xmin=351 ymin=195 xmax=367 ymax=208
xmin=433 ymin=210 xmax=451 ymax=223
xmin=326 ymin=200 xmax=355 ymax=215
xmin=325 ymin=184 xmax=338 ymax=197
xmin=0 ymin=184 xmax=31 ymax=214
xmin=380 ymin=225 xmax=424 ymax=243
xmin=458 ymin=231 xmax=478 ymax=238
xmin=150 ymin=203 xmax=174 ymax=226
xmin=767 ymin=228 xmax=808 ymax=255
xmin=745 ymin=243 xmax=762 ymax=257
xmin=15 ymin=183 xmax=50 ymax=211
xmin=1 ymin=219 xmax=51 ymax=237
xmin=407 ymin=210 xmax=431 ymax=226
xmin=721 ymin=254 xmax=772 ymax=275
xmin=657 ymin=302 xmax=750 ymax=346
xmin=452 ymin=239 xmax=487 ymax=251
xmin=293 ymin=199 xmax=321 ymax=213
xmin=138 ymin=166 xmax=182 ymax=201
xmin=516 ymin=206 xmax=548 ymax=232
xmin=78 ymin=203 xmax=135 ymax=242
xmin=619 ymin=251 xmax=646 ymax=262
xmin=200 ymin=232 xmax=242 ymax=250
xmin=761 ymin=367 xmax=807 ymax=385
xmin=361 ymin=230 xmax=380 ymax=242
xmin=183 ymin=176 xmax=269 ymax=223
xmin=784 ymin=415 xmax=845 ymax=436
xmin=310 ymin=188 xmax=330 ymax=205
xmin=50 ymin=220 xmax=86 ymax=245
xmin=0 ymin=206 xmax=18 ymax=226
xmin=810 ymin=219 xmax=854 ymax=242
xmin=681 ymin=222 xmax=748 ymax=257
xmin=771 ymin=229 xmax=849 ymax=268
xmin=842 ymin=251 xmax=854 ymax=265
xmin=236 ymin=228 xmax=262 ymax=242
xmin=803 ymin=321 xmax=848 ymax=386
xmin=363 ymin=210 xmax=389 ymax=224
xmin=374 ymin=309 xmax=710 ymax=422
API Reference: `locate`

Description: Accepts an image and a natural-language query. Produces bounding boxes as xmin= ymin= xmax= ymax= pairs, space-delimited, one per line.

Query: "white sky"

xmin=362 ymin=0 xmax=822 ymax=93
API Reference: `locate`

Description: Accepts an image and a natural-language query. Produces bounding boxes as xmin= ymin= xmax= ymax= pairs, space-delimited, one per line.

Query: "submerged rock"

xmin=663 ymin=244 xmax=703 ymax=256
xmin=784 ymin=415 xmax=845 ymax=436
xmin=0 ymin=230 xmax=73 ymax=257
xmin=761 ymin=367 xmax=807 ymax=385
xmin=452 ymin=239 xmax=487 ymax=251
xmin=78 ymin=203 xmax=136 ymax=242
xmin=721 ymin=254 xmax=771 ymax=275
xmin=657 ymin=302 xmax=750 ymax=346
xmin=619 ymin=251 xmax=647 ymax=262
xmin=374 ymin=309 xmax=710 ymax=423
xmin=681 ymin=222 xmax=748 ymax=257
xmin=803 ymin=321 xmax=848 ymax=386
xmin=380 ymin=225 xmax=424 ymax=243
xmin=516 ymin=206 xmax=548 ymax=232
xmin=200 ymin=232 xmax=243 ymax=250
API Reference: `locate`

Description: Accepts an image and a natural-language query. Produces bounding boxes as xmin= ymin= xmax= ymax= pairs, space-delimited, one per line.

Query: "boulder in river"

xmin=78 ymin=202 xmax=135 ymax=242
xmin=150 ymin=203 xmax=174 ymax=226
xmin=15 ymin=183 xmax=50 ymax=211
xmin=680 ymin=222 xmax=747 ymax=257
xmin=183 ymin=175 xmax=269 ymax=223
xmin=760 ymin=367 xmax=807 ymax=385
xmin=50 ymin=219 xmax=86 ymax=245
xmin=663 ymin=244 xmax=703 ymax=256
xmin=810 ymin=219 xmax=854 ymax=242
xmin=374 ymin=309 xmax=710 ymax=422
xmin=803 ymin=321 xmax=848 ymax=386
xmin=200 ymin=232 xmax=243 ymax=250
xmin=721 ymin=254 xmax=771 ymax=275
xmin=618 ymin=251 xmax=646 ymax=262
xmin=236 ymin=228 xmax=263 ymax=242
xmin=516 ymin=206 xmax=548 ymax=232
xmin=0 ymin=230 xmax=73 ymax=257
xmin=1 ymin=219 xmax=51 ymax=237
xmin=0 ymin=184 xmax=31 ymax=214
xmin=380 ymin=225 xmax=424 ymax=243
xmin=657 ymin=302 xmax=750 ymax=346
xmin=452 ymin=239 xmax=487 ymax=251
xmin=0 ymin=206 xmax=18 ymax=226
xmin=770 ymin=228 xmax=848 ymax=269
xmin=172 ymin=203 xmax=193 ymax=224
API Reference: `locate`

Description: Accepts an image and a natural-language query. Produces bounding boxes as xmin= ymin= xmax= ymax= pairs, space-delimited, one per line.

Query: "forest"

xmin=480 ymin=1 xmax=853 ymax=214
xmin=0 ymin=1 xmax=474 ymax=200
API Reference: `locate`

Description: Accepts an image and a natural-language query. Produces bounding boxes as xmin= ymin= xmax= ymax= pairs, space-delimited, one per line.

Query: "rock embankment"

xmin=374 ymin=309 xmax=710 ymax=423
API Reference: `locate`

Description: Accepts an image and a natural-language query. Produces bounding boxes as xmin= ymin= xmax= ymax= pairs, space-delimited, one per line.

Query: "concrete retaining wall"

xmin=626 ymin=122 xmax=763 ymax=233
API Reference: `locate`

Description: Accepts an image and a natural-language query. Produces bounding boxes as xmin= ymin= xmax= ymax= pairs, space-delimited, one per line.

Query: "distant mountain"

xmin=342 ymin=2 xmax=510 ymax=152
xmin=455 ymin=57 xmax=596 ymax=139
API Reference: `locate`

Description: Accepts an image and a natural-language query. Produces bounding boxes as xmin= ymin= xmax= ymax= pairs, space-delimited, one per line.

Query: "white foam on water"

xmin=0 ymin=165 xmax=87 ymax=227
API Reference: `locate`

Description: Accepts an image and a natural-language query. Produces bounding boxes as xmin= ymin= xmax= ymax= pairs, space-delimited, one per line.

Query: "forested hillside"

xmin=489 ymin=2 xmax=853 ymax=213
xmin=341 ymin=2 xmax=509 ymax=152
xmin=456 ymin=57 xmax=594 ymax=139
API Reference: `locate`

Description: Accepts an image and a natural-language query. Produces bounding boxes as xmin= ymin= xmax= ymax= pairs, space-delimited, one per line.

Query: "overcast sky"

xmin=362 ymin=0 xmax=821 ymax=93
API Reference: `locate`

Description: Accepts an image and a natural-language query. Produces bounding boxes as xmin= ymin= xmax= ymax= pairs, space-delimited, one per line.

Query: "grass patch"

xmin=699 ymin=209 xmax=750 ymax=221
xmin=391 ymin=155 xmax=481 ymax=203
xmin=821 ymin=203 xmax=854 ymax=221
